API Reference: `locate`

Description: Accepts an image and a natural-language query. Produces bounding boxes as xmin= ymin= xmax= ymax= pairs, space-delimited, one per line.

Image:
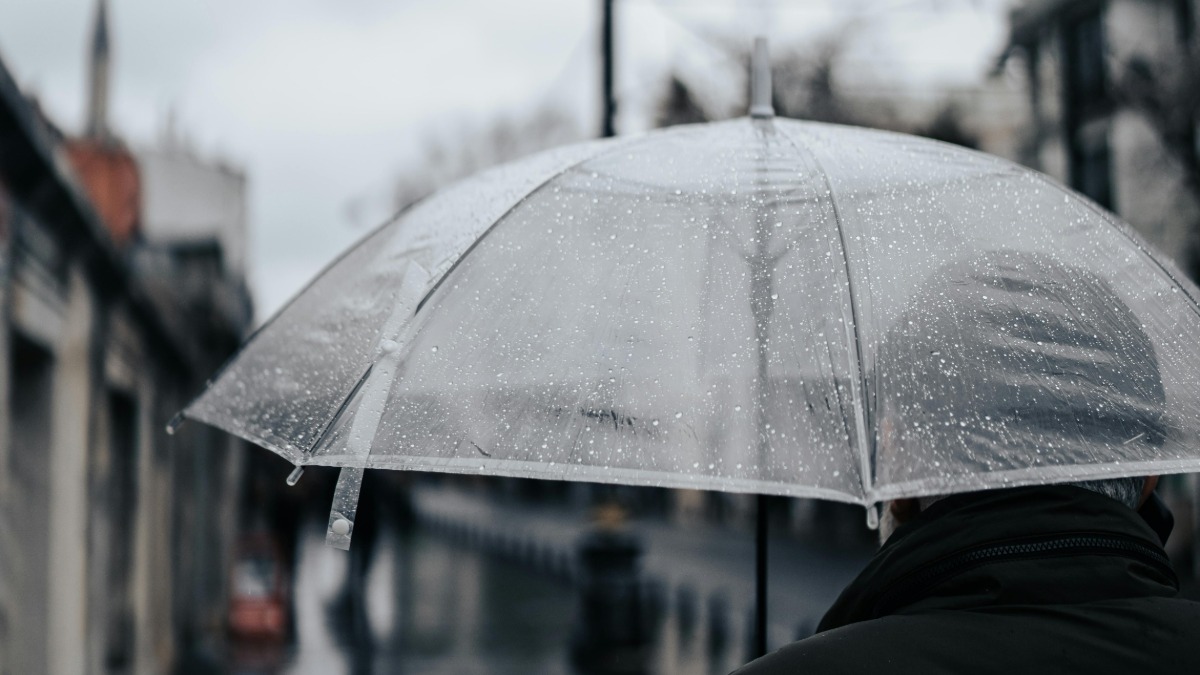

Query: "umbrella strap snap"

xmin=326 ymin=467 xmax=364 ymax=550
xmin=322 ymin=261 xmax=431 ymax=550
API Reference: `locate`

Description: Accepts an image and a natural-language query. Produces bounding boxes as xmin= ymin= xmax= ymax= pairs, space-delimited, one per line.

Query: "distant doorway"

xmin=88 ymin=388 xmax=139 ymax=673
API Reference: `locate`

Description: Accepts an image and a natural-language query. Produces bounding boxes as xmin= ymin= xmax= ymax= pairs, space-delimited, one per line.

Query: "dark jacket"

xmin=735 ymin=485 xmax=1200 ymax=674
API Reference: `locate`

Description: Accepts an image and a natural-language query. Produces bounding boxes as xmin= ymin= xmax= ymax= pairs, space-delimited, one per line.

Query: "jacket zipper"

xmin=872 ymin=533 xmax=1177 ymax=619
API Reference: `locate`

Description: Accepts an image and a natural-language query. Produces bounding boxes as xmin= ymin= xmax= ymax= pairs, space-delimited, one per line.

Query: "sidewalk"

xmin=410 ymin=484 xmax=874 ymax=650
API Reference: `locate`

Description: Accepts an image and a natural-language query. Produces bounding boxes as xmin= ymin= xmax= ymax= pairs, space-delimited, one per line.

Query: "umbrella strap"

xmin=326 ymin=467 xmax=364 ymax=550
xmin=324 ymin=261 xmax=430 ymax=550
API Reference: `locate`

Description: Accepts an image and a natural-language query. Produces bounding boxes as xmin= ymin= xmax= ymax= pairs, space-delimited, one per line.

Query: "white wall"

xmin=47 ymin=266 xmax=93 ymax=675
xmin=138 ymin=146 xmax=248 ymax=278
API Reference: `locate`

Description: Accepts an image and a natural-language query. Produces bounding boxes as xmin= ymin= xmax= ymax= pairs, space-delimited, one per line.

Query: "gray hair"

xmin=883 ymin=477 xmax=1148 ymax=544
xmin=917 ymin=477 xmax=1146 ymax=512
xmin=1064 ymin=477 xmax=1147 ymax=510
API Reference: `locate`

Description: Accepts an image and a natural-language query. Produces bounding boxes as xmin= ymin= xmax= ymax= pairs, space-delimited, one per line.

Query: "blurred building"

xmin=130 ymin=127 xmax=253 ymax=368
xmin=1004 ymin=0 xmax=1200 ymax=270
xmin=0 ymin=2 xmax=253 ymax=673
xmin=1003 ymin=0 xmax=1200 ymax=576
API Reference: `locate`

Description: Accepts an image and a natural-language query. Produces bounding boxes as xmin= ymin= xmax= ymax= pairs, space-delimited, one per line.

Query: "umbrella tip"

xmin=286 ymin=465 xmax=305 ymax=486
xmin=166 ymin=412 xmax=185 ymax=435
xmin=749 ymin=36 xmax=774 ymax=120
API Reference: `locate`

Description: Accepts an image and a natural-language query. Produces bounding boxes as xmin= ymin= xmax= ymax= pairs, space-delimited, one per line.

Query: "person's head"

xmin=878 ymin=475 xmax=1160 ymax=543
xmin=873 ymin=250 xmax=1168 ymax=544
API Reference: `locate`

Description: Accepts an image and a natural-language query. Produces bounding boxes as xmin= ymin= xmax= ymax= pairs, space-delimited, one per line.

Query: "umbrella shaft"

xmin=755 ymin=493 xmax=768 ymax=658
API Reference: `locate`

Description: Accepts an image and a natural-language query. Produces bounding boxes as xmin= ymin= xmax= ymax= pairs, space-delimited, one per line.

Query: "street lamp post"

xmin=601 ymin=0 xmax=616 ymax=138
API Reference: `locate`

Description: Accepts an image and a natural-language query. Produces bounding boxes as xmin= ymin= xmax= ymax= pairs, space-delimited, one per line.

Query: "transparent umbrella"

xmin=182 ymin=58 xmax=1200 ymax=565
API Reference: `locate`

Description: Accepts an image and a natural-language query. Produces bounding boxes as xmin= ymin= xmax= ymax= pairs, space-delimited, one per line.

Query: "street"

xmin=258 ymin=486 xmax=873 ymax=674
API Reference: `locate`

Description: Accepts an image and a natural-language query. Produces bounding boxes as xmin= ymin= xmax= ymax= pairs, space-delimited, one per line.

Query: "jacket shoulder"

xmin=734 ymin=598 xmax=1200 ymax=675
xmin=734 ymin=620 xmax=915 ymax=675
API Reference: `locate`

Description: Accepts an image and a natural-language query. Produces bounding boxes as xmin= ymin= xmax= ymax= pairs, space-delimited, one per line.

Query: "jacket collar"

xmin=818 ymin=485 xmax=1178 ymax=632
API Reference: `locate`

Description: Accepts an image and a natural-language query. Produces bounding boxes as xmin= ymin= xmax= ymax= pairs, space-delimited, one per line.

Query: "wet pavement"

xmin=240 ymin=487 xmax=873 ymax=674
xmin=282 ymin=520 xmax=574 ymax=674
xmin=412 ymin=486 xmax=874 ymax=646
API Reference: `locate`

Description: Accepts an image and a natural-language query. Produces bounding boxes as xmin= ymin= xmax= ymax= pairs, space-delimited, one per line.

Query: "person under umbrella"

xmin=177 ymin=49 xmax=1200 ymax=663
xmin=735 ymin=250 xmax=1200 ymax=673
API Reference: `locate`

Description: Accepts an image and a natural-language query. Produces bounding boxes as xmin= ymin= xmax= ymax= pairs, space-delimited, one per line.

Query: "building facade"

xmin=1005 ymin=0 xmax=1200 ymax=270
xmin=0 ymin=31 xmax=252 ymax=675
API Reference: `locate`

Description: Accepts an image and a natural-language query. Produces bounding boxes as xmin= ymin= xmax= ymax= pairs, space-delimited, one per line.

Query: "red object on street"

xmin=228 ymin=534 xmax=290 ymax=643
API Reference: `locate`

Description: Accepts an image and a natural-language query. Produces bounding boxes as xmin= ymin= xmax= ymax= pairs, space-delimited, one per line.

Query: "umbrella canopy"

xmin=184 ymin=116 xmax=1200 ymax=522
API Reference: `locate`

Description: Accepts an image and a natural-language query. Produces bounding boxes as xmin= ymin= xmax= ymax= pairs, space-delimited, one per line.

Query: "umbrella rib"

xmin=183 ymin=138 xmax=631 ymax=444
xmin=304 ymin=260 xmax=434 ymax=462
xmin=187 ymin=208 xmax=411 ymax=417
xmin=779 ymin=126 xmax=875 ymax=505
xmin=413 ymin=133 xmax=661 ymax=316
xmin=305 ymin=363 xmax=374 ymax=458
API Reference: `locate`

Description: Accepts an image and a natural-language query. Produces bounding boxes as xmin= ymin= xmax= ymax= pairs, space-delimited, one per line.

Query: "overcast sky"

xmin=0 ymin=0 xmax=1010 ymax=319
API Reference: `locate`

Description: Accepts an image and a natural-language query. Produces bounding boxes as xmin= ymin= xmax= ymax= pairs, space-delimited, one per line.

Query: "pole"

xmin=749 ymin=37 xmax=774 ymax=119
xmin=601 ymin=0 xmax=616 ymax=138
xmin=750 ymin=35 xmax=774 ymax=662
xmin=755 ymin=493 xmax=768 ymax=658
